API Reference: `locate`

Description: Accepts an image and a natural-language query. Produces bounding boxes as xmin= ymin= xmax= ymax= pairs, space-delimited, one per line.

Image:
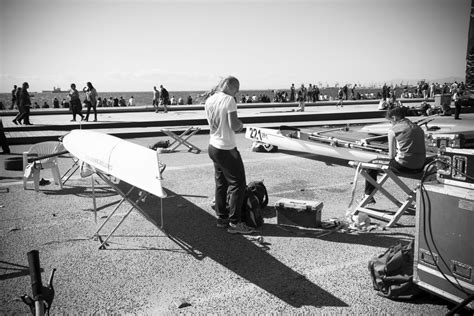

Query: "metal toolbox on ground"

xmin=414 ymin=183 xmax=474 ymax=310
xmin=436 ymin=148 xmax=474 ymax=189
xmin=275 ymin=198 xmax=323 ymax=228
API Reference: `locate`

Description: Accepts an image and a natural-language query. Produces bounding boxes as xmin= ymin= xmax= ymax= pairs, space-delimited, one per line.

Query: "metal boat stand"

xmin=91 ymin=172 xmax=165 ymax=250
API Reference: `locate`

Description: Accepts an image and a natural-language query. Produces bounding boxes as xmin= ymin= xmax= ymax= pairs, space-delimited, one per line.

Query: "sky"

xmin=0 ymin=0 xmax=470 ymax=92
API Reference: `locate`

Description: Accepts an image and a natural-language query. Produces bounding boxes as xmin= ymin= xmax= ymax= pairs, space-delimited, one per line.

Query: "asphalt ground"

xmin=0 ymin=130 xmax=462 ymax=314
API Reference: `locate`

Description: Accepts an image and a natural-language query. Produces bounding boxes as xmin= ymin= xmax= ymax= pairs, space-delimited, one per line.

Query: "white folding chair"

xmin=23 ymin=141 xmax=64 ymax=191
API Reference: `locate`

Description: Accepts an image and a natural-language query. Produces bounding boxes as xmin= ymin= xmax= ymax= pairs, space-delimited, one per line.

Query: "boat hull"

xmin=63 ymin=129 xmax=166 ymax=198
xmin=245 ymin=127 xmax=387 ymax=163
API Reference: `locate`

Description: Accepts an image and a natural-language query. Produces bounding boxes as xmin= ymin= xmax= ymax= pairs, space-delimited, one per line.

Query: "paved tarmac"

xmin=1 ymin=101 xmax=472 ymax=314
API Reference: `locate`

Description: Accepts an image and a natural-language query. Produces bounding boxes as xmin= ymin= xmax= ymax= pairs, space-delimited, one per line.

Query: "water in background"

xmin=0 ymin=87 xmax=384 ymax=109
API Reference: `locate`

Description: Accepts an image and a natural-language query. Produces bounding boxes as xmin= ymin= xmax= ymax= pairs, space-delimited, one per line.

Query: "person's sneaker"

xmin=39 ymin=178 xmax=51 ymax=186
xmin=216 ymin=218 xmax=229 ymax=228
xmin=227 ymin=222 xmax=255 ymax=234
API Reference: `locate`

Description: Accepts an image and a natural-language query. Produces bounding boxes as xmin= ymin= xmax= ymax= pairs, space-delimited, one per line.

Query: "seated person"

xmin=364 ymin=106 xmax=426 ymax=204
xmin=378 ymin=99 xmax=387 ymax=110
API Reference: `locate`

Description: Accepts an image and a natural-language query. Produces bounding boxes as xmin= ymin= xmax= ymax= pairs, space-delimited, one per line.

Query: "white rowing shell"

xmin=245 ymin=127 xmax=387 ymax=163
xmin=63 ymin=129 xmax=166 ymax=198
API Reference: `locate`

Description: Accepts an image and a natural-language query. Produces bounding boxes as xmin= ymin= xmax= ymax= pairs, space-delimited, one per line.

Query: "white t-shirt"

xmin=205 ymin=91 xmax=237 ymax=150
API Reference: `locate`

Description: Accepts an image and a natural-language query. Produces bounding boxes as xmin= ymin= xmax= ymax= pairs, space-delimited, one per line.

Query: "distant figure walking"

xmin=83 ymin=82 xmax=98 ymax=122
xmin=159 ymin=85 xmax=169 ymax=113
xmin=153 ymin=86 xmax=160 ymax=113
xmin=69 ymin=83 xmax=84 ymax=121
xmin=16 ymin=82 xmax=32 ymax=125
xmin=12 ymin=87 xmax=22 ymax=124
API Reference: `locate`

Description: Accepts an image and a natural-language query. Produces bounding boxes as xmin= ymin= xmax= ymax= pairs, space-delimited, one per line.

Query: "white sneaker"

xmin=227 ymin=222 xmax=255 ymax=234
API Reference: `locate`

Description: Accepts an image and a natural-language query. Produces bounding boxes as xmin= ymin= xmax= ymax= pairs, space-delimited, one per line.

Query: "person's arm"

xmin=228 ymin=111 xmax=243 ymax=132
xmin=387 ymin=130 xmax=396 ymax=159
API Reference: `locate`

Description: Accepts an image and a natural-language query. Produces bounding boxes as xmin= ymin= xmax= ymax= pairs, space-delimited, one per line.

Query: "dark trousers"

xmin=14 ymin=105 xmax=24 ymax=122
xmin=208 ymin=145 xmax=246 ymax=224
xmin=16 ymin=106 xmax=30 ymax=124
xmin=84 ymin=101 xmax=97 ymax=121
xmin=364 ymin=158 xmax=420 ymax=195
xmin=454 ymin=101 xmax=461 ymax=119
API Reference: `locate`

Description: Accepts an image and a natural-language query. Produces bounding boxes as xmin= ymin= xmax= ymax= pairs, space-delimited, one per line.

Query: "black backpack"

xmin=241 ymin=181 xmax=268 ymax=228
xmin=368 ymin=240 xmax=421 ymax=300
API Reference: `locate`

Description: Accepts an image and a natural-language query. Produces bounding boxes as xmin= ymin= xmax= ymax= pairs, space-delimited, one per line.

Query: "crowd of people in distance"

xmin=4 ymin=80 xmax=468 ymax=119
xmin=398 ymin=81 xmax=466 ymax=99
xmin=239 ymin=94 xmax=271 ymax=104
xmin=378 ymin=80 xmax=467 ymax=120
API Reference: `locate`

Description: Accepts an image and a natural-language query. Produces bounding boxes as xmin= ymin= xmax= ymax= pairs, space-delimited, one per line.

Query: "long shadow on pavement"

xmin=113 ymin=181 xmax=348 ymax=308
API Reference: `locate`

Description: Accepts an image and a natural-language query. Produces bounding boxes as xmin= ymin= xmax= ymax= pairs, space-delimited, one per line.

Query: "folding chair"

xmin=348 ymin=160 xmax=435 ymax=227
xmin=160 ymin=127 xmax=201 ymax=153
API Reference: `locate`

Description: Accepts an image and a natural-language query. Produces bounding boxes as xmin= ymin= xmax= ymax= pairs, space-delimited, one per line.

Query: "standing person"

xmin=289 ymin=83 xmax=295 ymax=102
xmin=313 ymin=84 xmax=320 ymax=102
xmin=11 ymin=85 xmax=17 ymax=109
xmin=307 ymin=84 xmax=313 ymax=102
xmin=342 ymin=84 xmax=348 ymax=100
xmin=159 ymin=85 xmax=169 ymax=113
xmin=336 ymin=87 xmax=344 ymax=108
xmin=83 ymin=82 xmax=98 ymax=122
xmin=382 ymin=83 xmax=388 ymax=100
xmin=453 ymin=88 xmax=462 ymax=120
xmin=205 ymin=76 xmax=255 ymax=234
xmin=68 ymin=83 xmax=84 ymax=121
xmin=16 ymin=82 xmax=32 ymax=125
xmin=350 ymin=84 xmax=357 ymax=100
xmin=363 ymin=106 xmax=426 ymax=204
xmin=152 ymin=86 xmax=160 ymax=113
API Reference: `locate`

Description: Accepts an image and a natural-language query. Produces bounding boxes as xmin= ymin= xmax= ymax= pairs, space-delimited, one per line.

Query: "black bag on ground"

xmin=368 ymin=240 xmax=421 ymax=300
xmin=215 ymin=181 xmax=268 ymax=228
xmin=241 ymin=180 xmax=268 ymax=228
